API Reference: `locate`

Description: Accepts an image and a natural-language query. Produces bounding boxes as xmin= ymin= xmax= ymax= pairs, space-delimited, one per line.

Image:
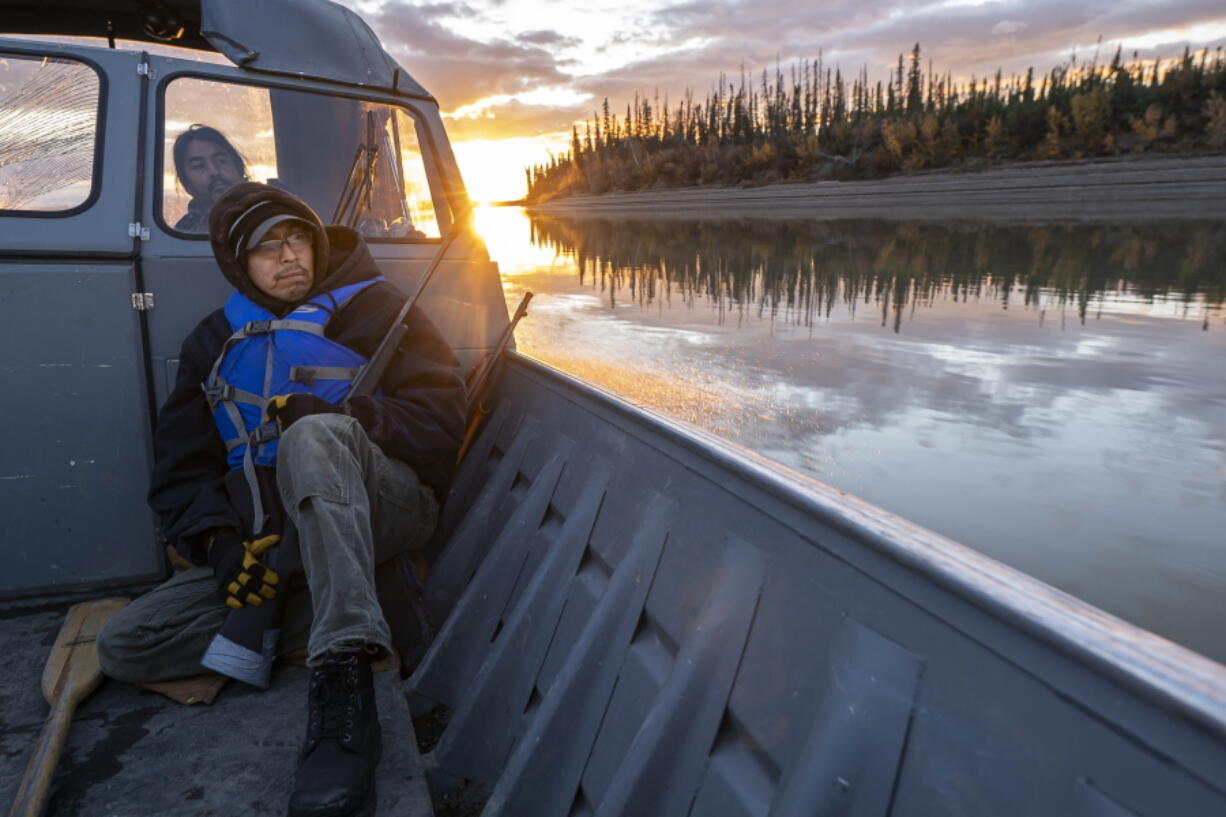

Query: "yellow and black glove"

xmin=265 ymin=393 xmax=345 ymax=431
xmin=208 ymin=529 xmax=282 ymax=609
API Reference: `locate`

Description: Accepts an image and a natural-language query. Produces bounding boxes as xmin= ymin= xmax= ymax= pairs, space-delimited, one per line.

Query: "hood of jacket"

xmin=207 ymin=183 xmax=380 ymax=314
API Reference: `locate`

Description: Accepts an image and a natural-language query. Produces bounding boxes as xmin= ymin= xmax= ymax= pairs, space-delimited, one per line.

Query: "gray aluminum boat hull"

xmin=409 ymin=352 xmax=1226 ymax=817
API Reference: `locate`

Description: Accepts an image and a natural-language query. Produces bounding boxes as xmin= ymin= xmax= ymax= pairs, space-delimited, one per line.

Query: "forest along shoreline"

xmin=524 ymin=153 xmax=1226 ymax=222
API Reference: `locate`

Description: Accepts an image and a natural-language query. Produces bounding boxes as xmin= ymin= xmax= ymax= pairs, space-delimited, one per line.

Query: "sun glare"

xmin=445 ymin=87 xmax=592 ymax=120
xmin=452 ymin=133 xmax=572 ymax=204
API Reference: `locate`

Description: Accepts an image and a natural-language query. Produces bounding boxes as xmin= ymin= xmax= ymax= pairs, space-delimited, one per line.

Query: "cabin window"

xmin=161 ymin=77 xmax=442 ymax=239
xmin=0 ymin=52 xmax=100 ymax=213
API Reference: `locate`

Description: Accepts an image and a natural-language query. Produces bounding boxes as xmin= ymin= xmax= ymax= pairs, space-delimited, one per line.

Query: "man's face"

xmin=181 ymin=138 xmax=242 ymax=204
xmin=245 ymin=221 xmax=315 ymax=304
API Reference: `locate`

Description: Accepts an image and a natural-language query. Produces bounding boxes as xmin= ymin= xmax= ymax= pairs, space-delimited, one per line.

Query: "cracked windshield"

xmin=473 ymin=205 xmax=1226 ymax=663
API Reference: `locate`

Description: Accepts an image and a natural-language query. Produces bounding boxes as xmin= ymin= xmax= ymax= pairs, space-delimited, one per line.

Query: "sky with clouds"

xmin=351 ymin=0 xmax=1226 ymax=141
xmin=340 ymin=1 xmax=1225 ymax=199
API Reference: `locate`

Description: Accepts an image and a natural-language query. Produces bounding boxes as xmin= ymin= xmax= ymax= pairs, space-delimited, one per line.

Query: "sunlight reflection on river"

xmin=473 ymin=204 xmax=1226 ymax=663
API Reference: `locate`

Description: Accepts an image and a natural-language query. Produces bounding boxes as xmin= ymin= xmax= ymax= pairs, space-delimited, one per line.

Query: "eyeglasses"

xmin=251 ymin=231 xmax=313 ymax=259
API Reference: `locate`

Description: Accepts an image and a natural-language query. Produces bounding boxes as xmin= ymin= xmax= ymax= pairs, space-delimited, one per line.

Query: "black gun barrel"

xmin=346 ymin=206 xmax=473 ymax=402
xmin=457 ymin=291 xmax=533 ymax=464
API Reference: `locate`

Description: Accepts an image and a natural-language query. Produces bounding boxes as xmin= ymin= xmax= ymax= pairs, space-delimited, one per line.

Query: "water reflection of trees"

xmin=528 ymin=217 xmax=1226 ymax=332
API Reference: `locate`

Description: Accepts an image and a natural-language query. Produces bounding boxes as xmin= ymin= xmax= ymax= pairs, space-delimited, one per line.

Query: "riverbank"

xmin=526 ymin=154 xmax=1226 ymax=222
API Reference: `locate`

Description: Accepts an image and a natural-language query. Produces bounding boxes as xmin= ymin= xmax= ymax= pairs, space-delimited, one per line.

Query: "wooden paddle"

xmin=7 ymin=597 xmax=128 ymax=817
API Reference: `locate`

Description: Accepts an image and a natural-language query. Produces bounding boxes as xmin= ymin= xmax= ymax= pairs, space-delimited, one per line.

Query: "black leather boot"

xmin=287 ymin=652 xmax=382 ymax=817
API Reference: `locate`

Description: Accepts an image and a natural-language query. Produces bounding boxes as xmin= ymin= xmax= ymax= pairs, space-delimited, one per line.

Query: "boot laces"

xmin=308 ymin=654 xmax=360 ymax=746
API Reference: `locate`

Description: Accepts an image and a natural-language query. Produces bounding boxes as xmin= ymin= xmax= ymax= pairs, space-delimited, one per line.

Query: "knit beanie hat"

xmin=207 ymin=181 xmax=330 ymax=311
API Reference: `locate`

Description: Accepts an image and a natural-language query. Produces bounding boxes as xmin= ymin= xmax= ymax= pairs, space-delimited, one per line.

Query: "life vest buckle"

xmin=245 ymin=320 xmax=274 ymax=335
xmin=249 ymin=422 xmax=281 ymax=445
xmin=202 ymin=382 xmax=235 ymax=405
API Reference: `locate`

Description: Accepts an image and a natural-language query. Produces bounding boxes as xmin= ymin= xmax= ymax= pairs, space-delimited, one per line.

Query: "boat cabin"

xmin=1 ymin=2 xmax=1224 ymax=816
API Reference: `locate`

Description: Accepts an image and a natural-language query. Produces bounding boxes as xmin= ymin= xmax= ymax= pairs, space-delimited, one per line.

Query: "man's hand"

xmin=209 ymin=530 xmax=282 ymax=609
xmin=265 ymin=394 xmax=346 ymax=430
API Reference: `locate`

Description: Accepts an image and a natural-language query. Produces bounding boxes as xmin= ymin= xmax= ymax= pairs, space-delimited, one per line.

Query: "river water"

xmin=473 ymin=205 xmax=1226 ymax=664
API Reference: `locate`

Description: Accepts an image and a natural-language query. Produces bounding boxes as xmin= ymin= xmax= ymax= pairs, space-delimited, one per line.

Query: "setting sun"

xmin=451 ymin=133 xmax=571 ymax=203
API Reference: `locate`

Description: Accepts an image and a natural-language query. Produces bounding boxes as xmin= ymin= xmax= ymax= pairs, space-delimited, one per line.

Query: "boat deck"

xmin=0 ymin=607 xmax=433 ymax=816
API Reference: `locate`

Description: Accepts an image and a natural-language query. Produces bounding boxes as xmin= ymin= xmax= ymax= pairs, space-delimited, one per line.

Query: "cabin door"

xmin=0 ymin=43 xmax=162 ymax=597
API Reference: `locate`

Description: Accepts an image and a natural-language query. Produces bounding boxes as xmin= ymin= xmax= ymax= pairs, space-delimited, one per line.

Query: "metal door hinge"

xmin=136 ymin=61 xmax=150 ymax=77
xmin=131 ymin=292 xmax=155 ymax=311
xmin=128 ymin=222 xmax=150 ymax=241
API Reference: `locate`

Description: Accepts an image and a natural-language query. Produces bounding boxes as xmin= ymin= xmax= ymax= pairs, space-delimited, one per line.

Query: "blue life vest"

xmin=203 ymin=278 xmax=382 ymax=530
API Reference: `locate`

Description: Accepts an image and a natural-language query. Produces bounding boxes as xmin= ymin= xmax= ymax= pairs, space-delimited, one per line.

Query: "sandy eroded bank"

xmin=526 ymin=154 xmax=1226 ymax=222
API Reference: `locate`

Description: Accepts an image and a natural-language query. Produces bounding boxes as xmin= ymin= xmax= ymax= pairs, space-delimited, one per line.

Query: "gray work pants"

xmin=98 ymin=413 xmax=438 ymax=683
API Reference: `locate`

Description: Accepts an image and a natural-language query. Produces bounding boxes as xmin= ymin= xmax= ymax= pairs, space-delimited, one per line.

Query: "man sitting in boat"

xmin=171 ymin=124 xmax=247 ymax=233
xmin=97 ymin=182 xmax=466 ymax=816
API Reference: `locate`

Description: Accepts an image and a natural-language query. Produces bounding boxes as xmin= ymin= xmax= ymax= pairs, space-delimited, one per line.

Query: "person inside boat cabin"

xmin=171 ymin=124 xmax=247 ymax=233
xmin=96 ymin=182 xmax=466 ymax=817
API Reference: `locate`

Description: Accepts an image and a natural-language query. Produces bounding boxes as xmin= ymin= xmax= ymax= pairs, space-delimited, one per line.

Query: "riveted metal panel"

xmin=0 ymin=264 xmax=158 ymax=595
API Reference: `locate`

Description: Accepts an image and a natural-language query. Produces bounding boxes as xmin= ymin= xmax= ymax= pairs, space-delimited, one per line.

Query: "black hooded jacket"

xmin=149 ymin=226 xmax=466 ymax=564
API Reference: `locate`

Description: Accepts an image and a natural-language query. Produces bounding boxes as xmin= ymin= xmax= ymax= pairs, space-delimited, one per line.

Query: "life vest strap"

xmin=290 ymin=365 xmax=362 ymax=386
xmin=208 ymin=392 xmax=278 ymax=533
xmin=202 ymin=381 xmax=264 ymax=410
xmin=242 ymin=439 xmax=267 ymax=534
xmin=243 ymin=319 xmax=326 ymax=337
xmin=235 ymin=421 xmax=281 ymax=536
